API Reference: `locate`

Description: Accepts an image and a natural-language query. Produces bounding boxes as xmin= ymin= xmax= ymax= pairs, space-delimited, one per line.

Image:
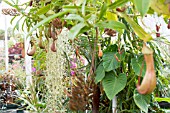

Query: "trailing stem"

xmin=91 ymin=27 xmax=100 ymax=113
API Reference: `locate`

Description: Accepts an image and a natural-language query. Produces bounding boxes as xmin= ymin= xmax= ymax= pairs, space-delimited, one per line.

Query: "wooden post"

xmin=4 ymin=15 xmax=9 ymax=72
xmin=112 ymin=96 xmax=117 ymax=113
xmin=24 ymin=35 xmax=32 ymax=88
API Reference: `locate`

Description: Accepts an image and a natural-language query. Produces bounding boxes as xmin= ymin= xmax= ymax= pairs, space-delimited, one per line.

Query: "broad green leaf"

xmin=109 ymin=20 xmax=126 ymax=30
xmin=95 ymin=63 xmax=105 ymax=83
xmin=115 ymin=50 xmax=126 ymax=61
xmin=150 ymin=0 xmax=170 ymax=16
xmin=119 ymin=13 xmax=152 ymax=42
xmin=131 ymin=55 xmax=146 ymax=77
xmin=96 ymin=20 xmax=126 ymax=32
xmin=105 ymin=44 xmax=118 ymax=52
xmin=26 ymin=11 xmax=69 ymax=38
xmin=99 ymin=3 xmax=107 ymax=20
xmin=68 ymin=23 xmax=86 ymax=39
xmin=109 ymin=0 xmax=129 ymax=9
xmin=133 ymin=0 xmax=151 ymax=16
xmin=106 ymin=11 xmax=118 ymax=21
xmin=36 ymin=4 xmax=51 ymax=15
xmin=103 ymin=52 xmax=120 ymax=72
xmin=102 ymin=72 xmax=127 ymax=100
xmin=103 ymin=51 xmax=125 ymax=72
xmin=64 ymin=14 xmax=84 ymax=22
xmin=133 ymin=89 xmax=151 ymax=113
xmin=155 ymin=97 xmax=170 ymax=103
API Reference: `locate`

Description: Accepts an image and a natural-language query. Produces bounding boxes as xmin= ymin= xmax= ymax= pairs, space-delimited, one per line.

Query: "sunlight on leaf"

xmin=96 ymin=20 xmax=126 ymax=32
xmin=36 ymin=4 xmax=51 ymax=15
xmin=106 ymin=11 xmax=118 ymax=21
xmin=68 ymin=23 xmax=86 ymax=39
xmin=133 ymin=0 xmax=151 ymax=16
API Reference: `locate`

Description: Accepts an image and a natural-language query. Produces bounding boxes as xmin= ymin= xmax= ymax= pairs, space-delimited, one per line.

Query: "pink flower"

xmin=70 ymin=70 xmax=76 ymax=76
xmin=70 ymin=61 xmax=77 ymax=69
xmin=32 ymin=67 xmax=36 ymax=72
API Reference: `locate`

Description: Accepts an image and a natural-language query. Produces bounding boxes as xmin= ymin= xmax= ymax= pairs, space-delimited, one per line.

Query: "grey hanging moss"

xmin=45 ymin=28 xmax=72 ymax=112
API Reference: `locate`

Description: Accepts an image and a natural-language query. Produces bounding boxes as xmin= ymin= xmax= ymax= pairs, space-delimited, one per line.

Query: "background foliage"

xmin=2 ymin=0 xmax=170 ymax=112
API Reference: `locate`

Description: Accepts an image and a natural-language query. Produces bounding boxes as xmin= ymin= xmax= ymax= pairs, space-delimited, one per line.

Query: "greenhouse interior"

xmin=0 ymin=0 xmax=170 ymax=113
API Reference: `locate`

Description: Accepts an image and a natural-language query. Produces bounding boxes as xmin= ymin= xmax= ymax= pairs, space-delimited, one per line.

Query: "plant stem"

xmin=126 ymin=74 xmax=136 ymax=86
xmin=123 ymin=96 xmax=133 ymax=103
xmin=92 ymin=27 xmax=100 ymax=113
